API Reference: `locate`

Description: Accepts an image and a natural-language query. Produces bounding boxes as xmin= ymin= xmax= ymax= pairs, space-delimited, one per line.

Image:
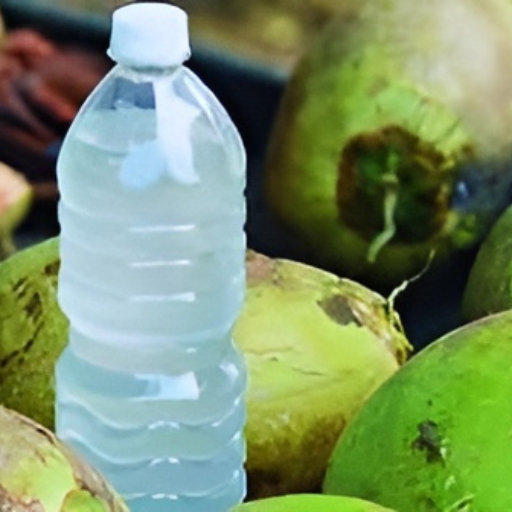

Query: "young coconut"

xmin=0 ymin=241 xmax=410 ymax=498
xmin=323 ymin=309 xmax=512 ymax=510
xmin=264 ymin=0 xmax=512 ymax=292
xmin=0 ymin=237 xmax=65 ymax=429
xmin=233 ymin=494 xmax=394 ymax=512
xmin=0 ymin=404 xmax=127 ymax=511
xmin=462 ymin=203 xmax=512 ymax=322
xmin=0 ymin=161 xmax=33 ymax=259
xmin=238 ymin=251 xmax=410 ymax=498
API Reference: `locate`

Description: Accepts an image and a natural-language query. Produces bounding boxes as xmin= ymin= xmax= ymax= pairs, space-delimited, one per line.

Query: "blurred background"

xmin=0 ymin=0 xmax=300 ymax=250
xmin=22 ymin=0 xmax=349 ymax=70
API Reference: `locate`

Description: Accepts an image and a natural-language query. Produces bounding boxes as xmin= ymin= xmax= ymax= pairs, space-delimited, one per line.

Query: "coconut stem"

xmin=367 ymin=170 xmax=399 ymax=263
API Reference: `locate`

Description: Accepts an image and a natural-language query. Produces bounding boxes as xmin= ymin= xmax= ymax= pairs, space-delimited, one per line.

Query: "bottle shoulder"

xmin=60 ymin=64 xmax=246 ymax=184
xmin=177 ymin=68 xmax=247 ymax=172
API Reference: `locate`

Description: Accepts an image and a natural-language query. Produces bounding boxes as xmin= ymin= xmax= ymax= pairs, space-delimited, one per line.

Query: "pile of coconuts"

xmin=5 ymin=0 xmax=512 ymax=511
xmin=0 ymin=238 xmax=409 ymax=510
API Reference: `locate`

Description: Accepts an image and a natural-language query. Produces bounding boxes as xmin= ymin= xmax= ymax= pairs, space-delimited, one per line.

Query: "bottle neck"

xmin=116 ymin=62 xmax=182 ymax=81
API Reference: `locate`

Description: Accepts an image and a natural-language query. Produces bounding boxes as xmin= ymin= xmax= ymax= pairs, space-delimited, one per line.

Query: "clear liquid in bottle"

xmin=55 ymin=5 xmax=247 ymax=511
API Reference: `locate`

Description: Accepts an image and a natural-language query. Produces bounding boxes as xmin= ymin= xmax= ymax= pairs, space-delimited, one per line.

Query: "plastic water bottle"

xmin=54 ymin=4 xmax=247 ymax=512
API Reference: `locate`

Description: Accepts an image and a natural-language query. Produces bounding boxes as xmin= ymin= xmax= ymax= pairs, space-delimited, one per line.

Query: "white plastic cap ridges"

xmin=108 ymin=3 xmax=190 ymax=68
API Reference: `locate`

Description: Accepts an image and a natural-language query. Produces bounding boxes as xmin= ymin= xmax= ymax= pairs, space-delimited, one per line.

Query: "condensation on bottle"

xmin=54 ymin=4 xmax=247 ymax=512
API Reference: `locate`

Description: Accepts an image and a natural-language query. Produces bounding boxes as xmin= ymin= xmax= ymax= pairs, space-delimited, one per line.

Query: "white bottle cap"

xmin=108 ymin=3 xmax=190 ymax=68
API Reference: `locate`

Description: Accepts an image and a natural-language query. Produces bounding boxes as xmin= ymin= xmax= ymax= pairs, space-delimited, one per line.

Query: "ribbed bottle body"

xmin=55 ymin=65 xmax=247 ymax=512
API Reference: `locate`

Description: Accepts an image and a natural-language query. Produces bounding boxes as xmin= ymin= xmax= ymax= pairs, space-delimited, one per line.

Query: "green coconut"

xmin=323 ymin=309 xmax=512 ymax=511
xmin=0 ymin=240 xmax=410 ymax=498
xmin=264 ymin=0 xmax=512 ymax=292
xmin=233 ymin=494 xmax=394 ymax=512
xmin=462 ymin=203 xmax=512 ymax=322
xmin=238 ymin=251 xmax=410 ymax=498
xmin=0 ymin=404 xmax=127 ymax=511
xmin=0 ymin=161 xmax=33 ymax=259
xmin=0 ymin=236 xmax=65 ymax=429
